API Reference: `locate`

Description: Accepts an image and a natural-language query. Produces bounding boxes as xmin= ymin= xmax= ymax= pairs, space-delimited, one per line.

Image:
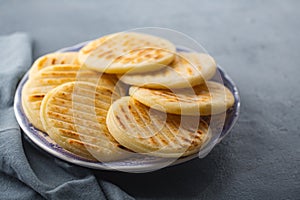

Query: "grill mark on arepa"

xmin=130 ymin=99 xmax=161 ymax=138
xmin=40 ymin=71 xmax=82 ymax=77
xmin=67 ymin=139 xmax=109 ymax=153
xmin=81 ymin=37 xmax=109 ymax=54
xmin=117 ymin=104 xmax=145 ymax=136
xmin=49 ymin=118 xmax=106 ymax=136
xmin=47 ymin=111 xmax=103 ymax=130
xmin=115 ymin=115 xmax=126 ymax=130
xmin=79 ymin=80 xmax=117 ymax=90
xmin=53 ymin=91 xmax=112 ymax=108
xmin=60 ymin=139 xmax=94 ymax=158
xmin=132 ymin=100 xmax=151 ymax=124
xmin=28 ymin=94 xmax=45 ymax=101
xmin=129 ymin=99 xmax=171 ymax=146
xmin=169 ymin=117 xmax=197 ymax=147
xmin=97 ymin=50 xmax=113 ymax=58
xmin=48 ymin=103 xmax=107 ymax=118
xmin=48 ymin=93 xmax=107 ymax=126
xmin=186 ymin=67 xmax=193 ymax=75
xmin=35 ymin=78 xmax=78 ymax=85
xmin=51 ymin=65 xmax=80 ymax=71
xmin=146 ymin=88 xmax=212 ymax=104
xmin=66 ymin=138 xmax=117 ymax=155
xmin=74 ymin=85 xmax=119 ymax=99
xmin=48 ymin=104 xmax=106 ymax=123
xmin=164 ymin=119 xmax=182 ymax=146
xmin=61 ymin=89 xmax=113 ymax=103
xmin=38 ymin=57 xmax=47 ymax=69
xmin=50 ymin=97 xmax=109 ymax=114
xmin=182 ymin=129 xmax=201 ymax=147
xmin=127 ymin=101 xmax=150 ymax=136
xmin=51 ymin=58 xmax=56 ymax=64
xmin=119 ymin=106 xmax=130 ymax=122
xmin=147 ymin=137 xmax=159 ymax=148
xmin=58 ymin=128 xmax=118 ymax=146
xmin=158 ymin=122 xmax=178 ymax=148
xmin=29 ymin=85 xmax=55 ymax=92
xmin=47 ymin=112 xmax=105 ymax=133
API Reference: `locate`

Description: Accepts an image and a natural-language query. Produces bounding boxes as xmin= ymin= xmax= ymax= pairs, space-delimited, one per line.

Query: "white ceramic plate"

xmin=14 ymin=42 xmax=240 ymax=172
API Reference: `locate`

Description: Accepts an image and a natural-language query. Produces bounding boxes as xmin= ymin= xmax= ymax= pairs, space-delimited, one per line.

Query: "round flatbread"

xmin=40 ymin=81 xmax=130 ymax=161
xmin=22 ymin=64 xmax=124 ymax=131
xmin=106 ymin=97 xmax=211 ymax=158
xmin=29 ymin=52 xmax=79 ymax=77
xmin=78 ymin=32 xmax=176 ymax=74
xmin=129 ymin=81 xmax=235 ymax=116
xmin=118 ymin=52 xmax=216 ymax=89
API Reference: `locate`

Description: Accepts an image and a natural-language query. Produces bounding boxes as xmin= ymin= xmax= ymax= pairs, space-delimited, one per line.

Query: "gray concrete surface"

xmin=1 ymin=0 xmax=299 ymax=199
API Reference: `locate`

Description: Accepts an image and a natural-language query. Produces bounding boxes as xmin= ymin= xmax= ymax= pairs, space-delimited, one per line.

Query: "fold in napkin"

xmin=0 ymin=33 xmax=133 ymax=200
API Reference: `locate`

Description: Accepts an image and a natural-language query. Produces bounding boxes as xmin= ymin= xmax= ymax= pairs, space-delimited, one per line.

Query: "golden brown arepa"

xmin=29 ymin=52 xmax=79 ymax=77
xmin=22 ymin=64 xmax=124 ymax=131
xmin=78 ymin=32 xmax=176 ymax=74
xmin=40 ymin=81 xmax=130 ymax=161
xmin=119 ymin=52 xmax=216 ymax=89
xmin=106 ymin=96 xmax=211 ymax=158
xmin=129 ymin=81 xmax=234 ymax=116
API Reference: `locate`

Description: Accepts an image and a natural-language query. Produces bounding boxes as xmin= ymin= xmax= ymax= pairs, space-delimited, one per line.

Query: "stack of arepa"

xmin=22 ymin=32 xmax=235 ymax=161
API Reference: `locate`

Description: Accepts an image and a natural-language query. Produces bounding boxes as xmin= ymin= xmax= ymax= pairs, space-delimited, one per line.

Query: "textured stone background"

xmin=1 ymin=0 xmax=299 ymax=199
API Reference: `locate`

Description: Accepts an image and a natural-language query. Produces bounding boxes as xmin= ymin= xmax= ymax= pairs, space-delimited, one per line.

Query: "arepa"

xmin=118 ymin=53 xmax=216 ymax=89
xmin=22 ymin=64 xmax=124 ymax=131
xmin=78 ymin=32 xmax=176 ymax=74
xmin=29 ymin=52 xmax=79 ymax=77
xmin=40 ymin=81 xmax=130 ymax=161
xmin=129 ymin=81 xmax=235 ymax=116
xmin=106 ymin=97 xmax=211 ymax=158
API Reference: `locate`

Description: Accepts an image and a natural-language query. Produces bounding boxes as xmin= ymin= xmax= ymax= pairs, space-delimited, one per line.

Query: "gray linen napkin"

xmin=0 ymin=33 xmax=134 ymax=200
